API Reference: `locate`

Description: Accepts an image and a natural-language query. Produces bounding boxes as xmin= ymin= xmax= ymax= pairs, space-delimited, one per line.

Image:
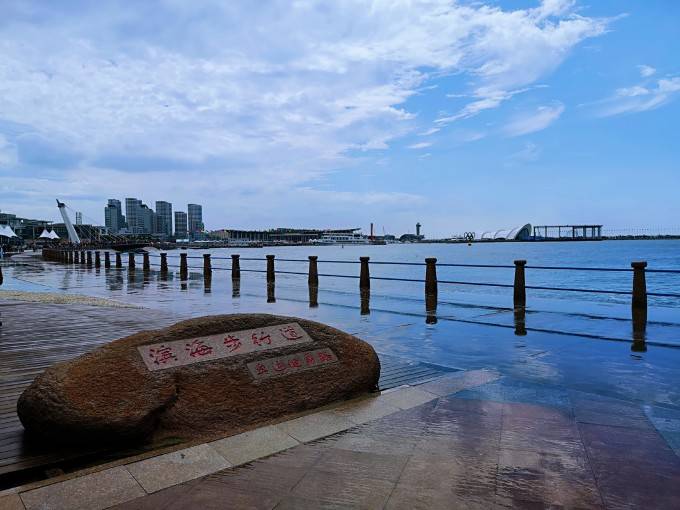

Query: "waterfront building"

xmin=125 ymin=197 xmax=156 ymax=234
xmin=155 ymin=201 xmax=173 ymax=237
xmin=479 ymin=224 xmax=532 ymax=241
xmin=211 ymin=227 xmax=361 ymax=244
xmin=104 ymin=199 xmax=126 ymax=233
xmin=0 ymin=211 xmax=50 ymax=241
xmin=75 ymin=212 xmax=83 ymax=225
xmin=188 ymin=204 xmax=203 ymax=235
xmin=175 ymin=211 xmax=188 ymax=238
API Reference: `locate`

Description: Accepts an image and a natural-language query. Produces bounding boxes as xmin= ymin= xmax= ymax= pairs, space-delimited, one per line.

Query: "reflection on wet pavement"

xmin=116 ymin=376 xmax=680 ymax=509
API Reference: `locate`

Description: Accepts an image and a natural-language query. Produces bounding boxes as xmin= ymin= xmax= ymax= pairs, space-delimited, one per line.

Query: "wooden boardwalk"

xmin=0 ymin=299 xmax=178 ymax=488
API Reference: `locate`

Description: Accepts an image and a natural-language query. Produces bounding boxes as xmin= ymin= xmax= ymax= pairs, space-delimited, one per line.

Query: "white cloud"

xmin=407 ymin=142 xmax=432 ymax=149
xmin=419 ymin=127 xmax=440 ymax=136
xmin=503 ymin=102 xmax=565 ymax=137
xmin=507 ymin=142 xmax=541 ymax=164
xmin=598 ymin=76 xmax=680 ymax=116
xmin=638 ymin=65 xmax=656 ymax=78
xmin=0 ymin=0 xmax=610 ymax=226
xmin=0 ymin=135 xmax=18 ymax=168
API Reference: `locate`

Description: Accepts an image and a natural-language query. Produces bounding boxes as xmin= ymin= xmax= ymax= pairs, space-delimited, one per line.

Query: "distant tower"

xmin=75 ymin=212 xmax=83 ymax=225
xmin=416 ymin=222 xmax=421 ymax=237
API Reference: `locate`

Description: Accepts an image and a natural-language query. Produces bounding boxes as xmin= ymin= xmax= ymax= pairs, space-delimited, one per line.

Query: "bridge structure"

xmin=533 ymin=224 xmax=603 ymax=240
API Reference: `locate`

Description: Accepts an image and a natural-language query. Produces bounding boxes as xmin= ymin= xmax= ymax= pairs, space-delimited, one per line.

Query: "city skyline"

xmin=1 ymin=1 xmax=679 ymax=236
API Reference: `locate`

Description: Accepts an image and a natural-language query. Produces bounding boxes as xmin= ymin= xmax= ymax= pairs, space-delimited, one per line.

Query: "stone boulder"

xmin=17 ymin=314 xmax=380 ymax=445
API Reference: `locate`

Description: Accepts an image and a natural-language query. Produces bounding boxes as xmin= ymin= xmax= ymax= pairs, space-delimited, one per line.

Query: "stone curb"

xmin=8 ymin=369 xmax=499 ymax=510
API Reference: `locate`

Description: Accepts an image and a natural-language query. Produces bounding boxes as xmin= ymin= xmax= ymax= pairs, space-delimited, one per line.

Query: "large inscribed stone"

xmin=17 ymin=314 xmax=380 ymax=445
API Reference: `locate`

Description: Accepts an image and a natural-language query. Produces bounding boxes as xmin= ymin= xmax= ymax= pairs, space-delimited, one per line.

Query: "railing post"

xmin=308 ymin=256 xmax=319 ymax=308
xmin=266 ymin=255 xmax=275 ymax=284
xmin=203 ymin=254 xmax=212 ymax=278
xmin=231 ymin=254 xmax=241 ymax=280
xmin=143 ymin=252 xmax=150 ymax=273
xmin=86 ymin=251 xmax=92 ymax=267
xmin=180 ymin=253 xmax=188 ymax=279
xmin=360 ymin=256 xmax=370 ymax=315
xmin=425 ymin=258 xmax=438 ymax=324
xmin=360 ymin=257 xmax=370 ymax=291
xmin=115 ymin=252 xmax=122 ymax=268
xmin=266 ymin=255 xmax=275 ymax=303
xmin=104 ymin=251 xmax=111 ymax=268
xmin=513 ymin=260 xmax=527 ymax=308
xmin=160 ymin=253 xmax=168 ymax=275
xmin=631 ymin=261 xmax=647 ymax=340
xmin=128 ymin=252 xmax=135 ymax=271
xmin=95 ymin=251 xmax=101 ymax=268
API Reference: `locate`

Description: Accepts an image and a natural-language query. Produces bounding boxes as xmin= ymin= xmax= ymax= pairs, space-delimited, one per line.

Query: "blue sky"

xmin=0 ymin=0 xmax=678 ymax=237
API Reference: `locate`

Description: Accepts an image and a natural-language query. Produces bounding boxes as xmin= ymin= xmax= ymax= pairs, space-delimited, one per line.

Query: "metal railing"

xmin=41 ymin=248 xmax=680 ymax=347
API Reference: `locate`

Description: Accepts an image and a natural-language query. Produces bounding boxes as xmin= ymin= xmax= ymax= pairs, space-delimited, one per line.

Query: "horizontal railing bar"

xmin=525 ymin=285 xmax=630 ymax=295
xmin=439 ymin=280 xmax=514 ymax=288
xmin=526 ymin=265 xmax=631 ymax=272
xmin=647 ymin=292 xmax=680 ymax=298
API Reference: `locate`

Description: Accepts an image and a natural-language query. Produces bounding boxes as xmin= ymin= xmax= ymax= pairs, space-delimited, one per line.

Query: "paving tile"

xmin=314 ymin=447 xmax=409 ymax=482
xmin=496 ymin=448 xmax=602 ymax=508
xmin=126 ymin=443 xmax=231 ymax=493
xmin=435 ymin=395 xmax=505 ymax=416
xmin=274 ymin=497 xmax=360 ymax=509
xmin=0 ymin=494 xmax=25 ymax=510
xmin=331 ymin=395 xmax=401 ymax=424
xmin=166 ymin=483 xmax=280 ymax=510
xmin=110 ymin=479 xmax=203 ymax=510
xmin=292 ymin=468 xmax=395 ymax=508
xmin=274 ymin=410 xmax=355 ymax=443
xmin=592 ymin=464 xmax=680 ymax=510
xmin=203 ymin=460 xmax=309 ymax=493
xmin=418 ymin=369 xmax=501 ymax=397
xmin=210 ymin=424 xmax=299 ymax=465
xmin=579 ymin=422 xmax=680 ymax=469
xmin=377 ymin=386 xmax=438 ymax=410
xmin=385 ymin=486 xmax=502 ymax=510
xmin=20 ymin=467 xmax=145 ymax=510
xmin=327 ymin=428 xmax=420 ymax=456
xmin=396 ymin=453 xmax=498 ymax=495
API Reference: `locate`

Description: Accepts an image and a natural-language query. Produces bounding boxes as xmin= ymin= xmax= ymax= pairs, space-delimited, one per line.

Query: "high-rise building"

xmin=155 ymin=201 xmax=173 ymax=237
xmin=104 ymin=199 xmax=126 ymax=233
xmin=174 ymin=211 xmax=188 ymax=238
xmin=125 ymin=197 xmax=155 ymax=234
xmin=75 ymin=212 xmax=83 ymax=225
xmin=188 ymin=203 xmax=203 ymax=234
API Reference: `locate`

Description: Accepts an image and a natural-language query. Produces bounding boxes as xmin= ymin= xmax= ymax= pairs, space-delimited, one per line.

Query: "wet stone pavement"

xmin=115 ymin=376 xmax=680 ymax=510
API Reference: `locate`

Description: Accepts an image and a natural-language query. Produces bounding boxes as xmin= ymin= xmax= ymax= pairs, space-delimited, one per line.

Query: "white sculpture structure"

xmin=56 ymin=200 xmax=81 ymax=244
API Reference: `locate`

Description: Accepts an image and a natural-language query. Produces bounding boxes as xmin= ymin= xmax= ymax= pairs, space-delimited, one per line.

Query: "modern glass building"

xmin=155 ymin=201 xmax=173 ymax=237
xmin=174 ymin=211 xmax=188 ymax=238
xmin=188 ymin=204 xmax=203 ymax=234
xmin=104 ymin=199 xmax=126 ymax=233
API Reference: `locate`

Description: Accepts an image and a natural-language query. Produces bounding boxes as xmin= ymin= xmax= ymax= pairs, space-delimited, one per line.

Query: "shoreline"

xmin=0 ymin=289 xmax=139 ymax=308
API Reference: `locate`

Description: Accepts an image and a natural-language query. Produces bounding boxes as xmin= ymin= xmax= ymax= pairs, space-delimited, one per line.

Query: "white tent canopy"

xmin=0 ymin=225 xmax=18 ymax=238
xmin=39 ymin=229 xmax=52 ymax=239
xmin=48 ymin=230 xmax=60 ymax=239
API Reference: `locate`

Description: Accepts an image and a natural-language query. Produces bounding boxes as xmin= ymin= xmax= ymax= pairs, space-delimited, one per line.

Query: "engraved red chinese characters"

xmin=252 ymin=331 xmax=272 ymax=347
xmin=148 ymin=345 xmax=177 ymax=366
xmin=279 ymin=325 xmax=303 ymax=340
xmin=185 ymin=339 xmax=213 ymax=358
xmin=223 ymin=335 xmax=242 ymax=353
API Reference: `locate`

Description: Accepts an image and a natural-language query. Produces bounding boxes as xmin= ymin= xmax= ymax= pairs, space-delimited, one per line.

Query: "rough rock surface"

xmin=17 ymin=314 xmax=380 ymax=445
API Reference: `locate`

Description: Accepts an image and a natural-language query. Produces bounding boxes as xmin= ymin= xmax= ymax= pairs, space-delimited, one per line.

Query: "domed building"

xmin=479 ymin=224 xmax=532 ymax=241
